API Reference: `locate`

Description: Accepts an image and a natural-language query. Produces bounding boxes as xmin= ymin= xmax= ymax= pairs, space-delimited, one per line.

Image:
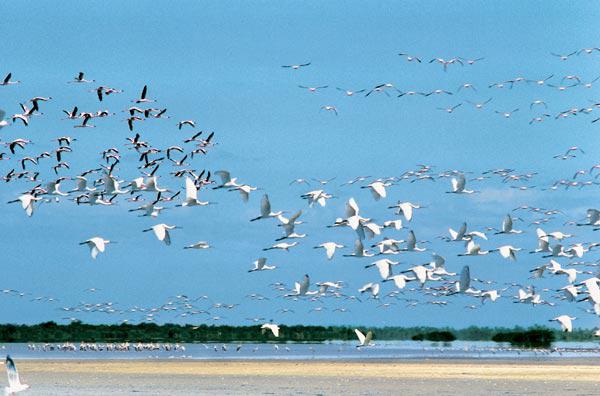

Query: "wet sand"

xmin=15 ymin=359 xmax=600 ymax=395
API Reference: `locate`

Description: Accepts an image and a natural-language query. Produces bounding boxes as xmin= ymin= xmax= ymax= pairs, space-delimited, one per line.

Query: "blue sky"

xmin=1 ymin=1 xmax=600 ymax=329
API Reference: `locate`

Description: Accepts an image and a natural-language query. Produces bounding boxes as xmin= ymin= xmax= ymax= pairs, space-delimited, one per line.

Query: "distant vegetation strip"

xmin=0 ymin=322 xmax=596 ymax=345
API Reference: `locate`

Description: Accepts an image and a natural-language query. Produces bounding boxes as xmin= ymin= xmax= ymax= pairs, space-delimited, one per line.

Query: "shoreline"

xmin=10 ymin=355 xmax=600 ymax=362
xmin=17 ymin=359 xmax=600 ymax=378
xmin=13 ymin=359 xmax=600 ymax=395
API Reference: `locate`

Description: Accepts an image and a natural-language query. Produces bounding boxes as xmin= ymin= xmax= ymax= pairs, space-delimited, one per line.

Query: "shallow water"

xmin=4 ymin=340 xmax=600 ymax=361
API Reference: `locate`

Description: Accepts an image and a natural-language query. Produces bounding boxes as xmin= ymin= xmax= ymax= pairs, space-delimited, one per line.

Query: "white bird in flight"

xmin=354 ymin=329 xmax=374 ymax=348
xmin=549 ymin=315 xmax=575 ymax=332
xmin=447 ymin=174 xmax=477 ymax=194
xmin=281 ymin=62 xmax=311 ymax=70
xmin=183 ymin=241 xmax=211 ymax=250
xmin=251 ymin=194 xmax=284 ymax=221
xmin=403 ymin=230 xmax=426 ymax=252
xmin=285 ymin=274 xmax=311 ymax=297
xmin=358 ymin=282 xmax=380 ymax=298
xmin=300 ymin=189 xmax=333 ymax=207
xmin=458 ymin=240 xmax=490 ymax=257
xmin=361 ymin=180 xmax=391 ymax=200
xmin=447 ymin=222 xmax=487 ymax=242
xmin=8 ymin=193 xmax=42 ymax=217
xmin=495 ymin=214 xmax=523 ymax=234
xmin=343 ymin=240 xmax=374 ymax=258
xmin=313 ymin=242 xmax=344 ymax=260
xmin=490 ymin=245 xmax=522 ymax=261
xmin=261 ymin=323 xmax=280 ymax=337
xmin=142 ymin=224 xmax=180 ymax=245
xmin=263 ymin=242 xmax=298 ymax=252
xmin=4 ymin=355 xmax=29 ymax=395
xmin=79 ymin=237 xmax=112 ymax=259
xmin=248 ymin=258 xmax=276 ymax=272
xmin=365 ymin=258 xmax=399 ymax=279
xmin=387 ymin=201 xmax=422 ymax=222
xmin=179 ymin=177 xmax=210 ymax=207
xmin=213 ymin=170 xmax=239 ymax=190
xmin=382 ymin=274 xmax=415 ymax=289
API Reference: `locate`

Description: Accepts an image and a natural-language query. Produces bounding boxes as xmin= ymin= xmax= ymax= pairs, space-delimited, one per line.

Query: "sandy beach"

xmin=13 ymin=359 xmax=600 ymax=395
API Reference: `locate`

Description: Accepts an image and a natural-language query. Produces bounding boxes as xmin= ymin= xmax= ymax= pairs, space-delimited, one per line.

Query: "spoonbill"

xmin=261 ymin=323 xmax=280 ymax=337
xmin=263 ymin=242 xmax=298 ymax=252
xmin=313 ymin=242 xmax=344 ymax=260
xmin=490 ymin=245 xmax=522 ymax=261
xmin=343 ymin=240 xmax=374 ymax=258
xmin=383 ymin=219 xmax=403 ymax=230
xmin=249 ymin=258 xmax=276 ymax=272
xmin=285 ymin=274 xmax=311 ymax=297
xmin=354 ymin=329 xmax=374 ymax=348
xmin=8 ymin=194 xmax=41 ymax=217
xmin=229 ymin=184 xmax=257 ymax=202
xmin=365 ymin=259 xmax=399 ymax=279
xmin=447 ymin=174 xmax=477 ymax=194
xmin=402 ymin=265 xmax=440 ymax=286
xmin=179 ymin=177 xmax=210 ymax=206
xmin=143 ymin=224 xmax=180 ymax=245
xmin=361 ymin=180 xmax=390 ymax=200
xmin=403 ymin=230 xmax=426 ymax=252
xmin=358 ymin=282 xmax=380 ymax=298
xmin=495 ymin=214 xmax=523 ymax=234
xmin=454 ymin=265 xmax=471 ymax=293
xmin=382 ymin=274 xmax=415 ymax=289
xmin=387 ymin=201 xmax=422 ymax=221
xmin=447 ymin=222 xmax=487 ymax=241
xmin=301 ymin=190 xmax=333 ymax=207
xmin=458 ymin=241 xmax=490 ymax=256
xmin=4 ymin=356 xmax=29 ymax=395
xmin=549 ymin=315 xmax=575 ymax=332
xmin=213 ymin=170 xmax=239 ymax=189
xmin=276 ymin=210 xmax=306 ymax=241
xmin=251 ymin=194 xmax=284 ymax=221
xmin=183 ymin=241 xmax=211 ymax=250
xmin=281 ymin=62 xmax=311 ymax=69
xmin=79 ymin=237 xmax=112 ymax=259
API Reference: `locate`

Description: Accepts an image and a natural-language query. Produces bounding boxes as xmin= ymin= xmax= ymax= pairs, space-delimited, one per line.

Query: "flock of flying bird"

xmin=0 ymin=46 xmax=599 ymax=372
xmin=285 ymin=49 xmax=600 ymax=124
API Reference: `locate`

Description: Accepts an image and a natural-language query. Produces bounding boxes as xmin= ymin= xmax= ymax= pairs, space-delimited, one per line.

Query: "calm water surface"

xmin=4 ymin=340 xmax=600 ymax=360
